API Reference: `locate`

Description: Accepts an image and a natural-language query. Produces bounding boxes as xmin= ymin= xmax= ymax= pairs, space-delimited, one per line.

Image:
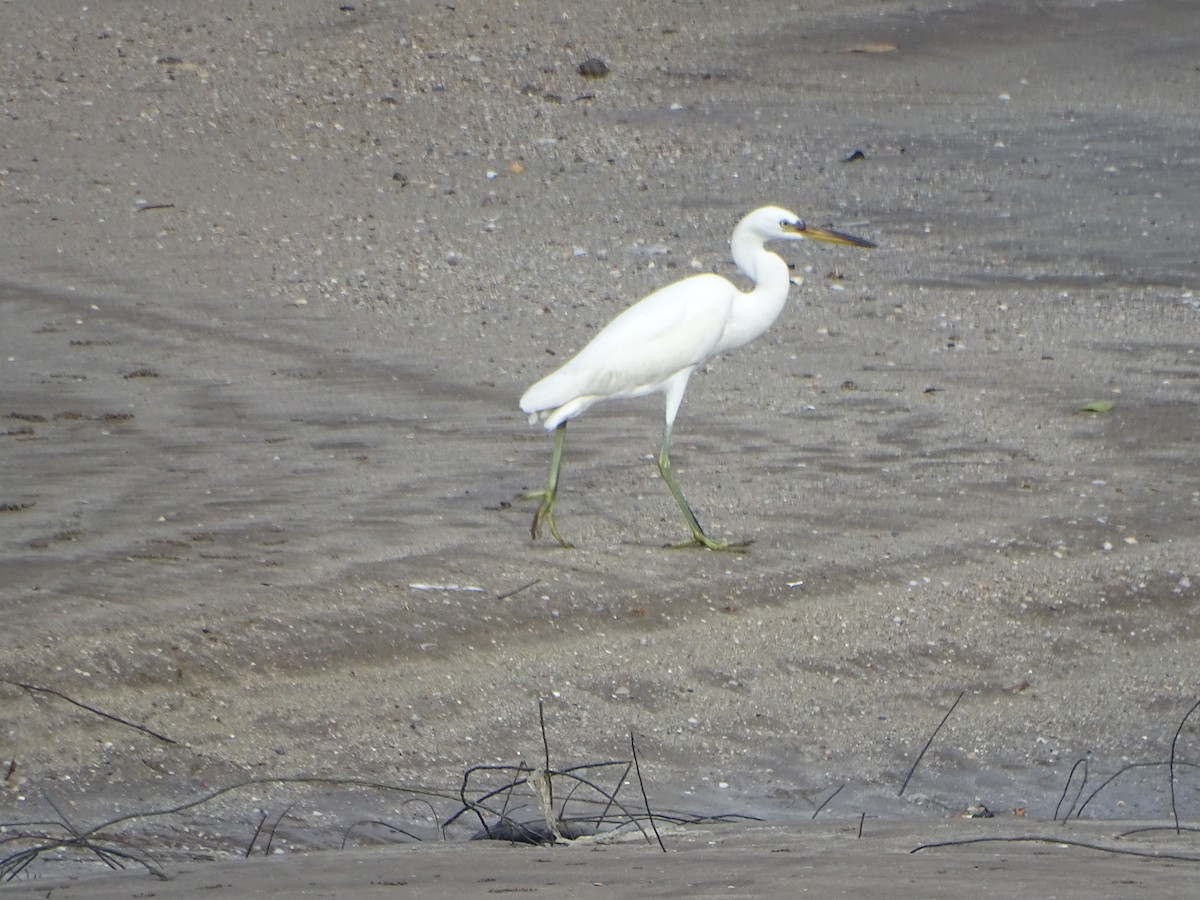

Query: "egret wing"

xmin=522 ymin=274 xmax=735 ymax=412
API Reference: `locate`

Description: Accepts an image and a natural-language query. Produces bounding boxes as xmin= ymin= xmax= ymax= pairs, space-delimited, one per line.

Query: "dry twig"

xmin=911 ymin=834 xmax=1200 ymax=863
xmin=1054 ymin=758 xmax=1089 ymax=822
xmin=630 ymin=729 xmax=665 ymax=852
xmin=3 ymin=679 xmax=176 ymax=745
xmin=1169 ymin=699 xmax=1200 ymax=833
xmin=812 ymin=783 xmax=845 ymax=820
xmin=898 ymin=690 xmax=964 ymax=796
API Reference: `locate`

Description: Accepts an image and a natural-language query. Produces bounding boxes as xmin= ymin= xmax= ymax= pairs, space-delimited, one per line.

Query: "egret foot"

xmin=655 ymin=438 xmax=748 ymax=551
xmin=668 ymin=532 xmax=752 ymax=552
xmin=523 ymin=489 xmax=572 ymax=548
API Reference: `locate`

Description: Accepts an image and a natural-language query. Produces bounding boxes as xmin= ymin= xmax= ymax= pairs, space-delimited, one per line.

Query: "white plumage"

xmin=521 ymin=272 xmax=731 ymax=428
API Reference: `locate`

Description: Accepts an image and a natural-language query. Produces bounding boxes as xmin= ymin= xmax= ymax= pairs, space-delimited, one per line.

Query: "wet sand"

xmin=2 ymin=0 xmax=1199 ymax=894
xmin=6 ymin=821 xmax=1200 ymax=899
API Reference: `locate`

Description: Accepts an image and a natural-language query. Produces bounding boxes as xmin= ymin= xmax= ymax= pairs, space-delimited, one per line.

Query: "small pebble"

xmin=577 ymin=57 xmax=609 ymax=78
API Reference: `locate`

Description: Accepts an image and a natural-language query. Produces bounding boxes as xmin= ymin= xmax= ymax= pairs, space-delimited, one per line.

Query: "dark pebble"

xmin=577 ymin=57 xmax=609 ymax=78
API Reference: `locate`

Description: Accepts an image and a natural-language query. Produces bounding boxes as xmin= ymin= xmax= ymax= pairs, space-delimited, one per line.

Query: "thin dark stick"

xmin=263 ymin=803 xmax=295 ymax=856
xmin=86 ymin=843 xmax=126 ymax=870
xmin=246 ymin=812 xmax=268 ymax=857
xmin=341 ymin=819 xmax=423 ymax=847
xmin=1075 ymin=760 xmax=1157 ymax=818
xmin=456 ymin=768 xmax=500 ymax=835
xmin=401 ymin=798 xmax=444 ymax=841
xmin=557 ymin=769 xmax=588 ymax=820
xmin=38 ymin=786 xmax=81 ymax=839
xmin=1 ymin=833 xmax=165 ymax=881
xmin=911 ymin=834 xmax=1200 ymax=863
xmin=446 ymin=766 xmax=532 ymax=831
xmin=87 ymin=774 xmax=454 ymax=837
xmin=594 ymin=762 xmax=633 ymax=826
xmin=2 ymin=773 xmax=462 ymax=879
xmin=1 ymin=849 xmax=37 ymax=881
xmin=1118 ymin=825 xmax=1200 ymax=840
xmin=136 ymin=203 xmax=176 ymax=212
xmin=630 ymin=730 xmax=665 ymax=852
xmin=898 ymin=690 xmax=964 ymax=796
xmin=812 ymin=783 xmax=844 ymax=820
xmin=4 ymin=679 xmax=176 ymax=744
xmin=497 ymin=762 xmax=521 ymax=827
xmin=1169 ymin=698 xmax=1200 ymax=834
xmin=538 ymin=701 xmax=553 ymax=812
xmin=82 ymin=841 xmax=147 ymax=873
xmin=857 ymin=812 xmax=866 ymax=839
xmin=1054 ymin=758 xmax=1088 ymax=822
xmin=497 ymin=578 xmax=541 ymax=600
xmin=1075 ymin=760 xmax=1200 ymax=818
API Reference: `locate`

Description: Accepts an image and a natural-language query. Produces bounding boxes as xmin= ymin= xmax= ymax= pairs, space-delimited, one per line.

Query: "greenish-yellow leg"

xmin=524 ymin=422 xmax=572 ymax=548
xmin=656 ymin=425 xmax=747 ymax=552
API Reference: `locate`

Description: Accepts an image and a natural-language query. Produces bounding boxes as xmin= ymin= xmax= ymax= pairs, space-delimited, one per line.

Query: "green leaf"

xmin=1078 ymin=399 xmax=1116 ymax=413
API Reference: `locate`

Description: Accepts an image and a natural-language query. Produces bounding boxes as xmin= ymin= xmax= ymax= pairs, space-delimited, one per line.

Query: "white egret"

xmin=520 ymin=205 xmax=876 ymax=550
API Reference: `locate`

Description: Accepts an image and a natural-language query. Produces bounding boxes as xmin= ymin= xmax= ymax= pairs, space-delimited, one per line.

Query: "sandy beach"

xmin=2 ymin=0 xmax=1198 ymax=894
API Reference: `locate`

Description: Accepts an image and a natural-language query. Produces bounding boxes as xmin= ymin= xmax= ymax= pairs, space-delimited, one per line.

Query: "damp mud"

xmin=1 ymin=0 xmax=1198 ymax=895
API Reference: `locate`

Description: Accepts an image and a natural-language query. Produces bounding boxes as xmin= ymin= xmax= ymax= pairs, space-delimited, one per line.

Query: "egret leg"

xmin=656 ymin=424 xmax=745 ymax=552
xmin=524 ymin=422 xmax=572 ymax=548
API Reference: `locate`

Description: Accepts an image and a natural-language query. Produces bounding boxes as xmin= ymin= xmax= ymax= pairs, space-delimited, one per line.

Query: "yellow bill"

xmin=789 ymin=222 xmax=877 ymax=248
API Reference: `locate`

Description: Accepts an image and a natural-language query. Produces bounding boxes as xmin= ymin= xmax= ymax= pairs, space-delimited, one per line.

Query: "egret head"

xmin=750 ymin=205 xmax=876 ymax=249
